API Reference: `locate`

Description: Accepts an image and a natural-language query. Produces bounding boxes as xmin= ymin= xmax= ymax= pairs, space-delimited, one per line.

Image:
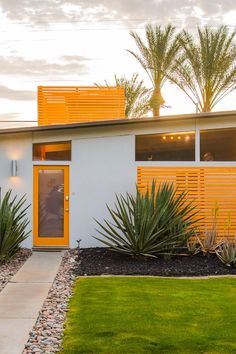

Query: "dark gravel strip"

xmin=74 ymin=247 xmax=236 ymax=277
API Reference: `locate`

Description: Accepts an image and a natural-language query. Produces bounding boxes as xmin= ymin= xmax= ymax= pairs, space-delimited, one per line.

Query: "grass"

xmin=60 ymin=277 xmax=236 ymax=354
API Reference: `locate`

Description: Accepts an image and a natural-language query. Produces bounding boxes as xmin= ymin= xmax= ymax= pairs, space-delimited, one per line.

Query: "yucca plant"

xmin=216 ymin=239 xmax=236 ymax=267
xmin=94 ymin=182 xmax=199 ymax=257
xmin=196 ymin=204 xmax=223 ymax=254
xmin=0 ymin=190 xmax=30 ymax=263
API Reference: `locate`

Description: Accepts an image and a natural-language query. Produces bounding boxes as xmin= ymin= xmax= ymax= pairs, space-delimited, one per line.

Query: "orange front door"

xmin=33 ymin=165 xmax=69 ymax=247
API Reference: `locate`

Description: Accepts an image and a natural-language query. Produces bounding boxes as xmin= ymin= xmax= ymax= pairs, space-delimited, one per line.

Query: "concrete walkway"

xmin=0 ymin=252 xmax=63 ymax=354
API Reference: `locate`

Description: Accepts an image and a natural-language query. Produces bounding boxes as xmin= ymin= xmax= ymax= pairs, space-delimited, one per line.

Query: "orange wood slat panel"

xmin=38 ymin=86 xmax=126 ymax=125
xmin=137 ymin=166 xmax=236 ymax=240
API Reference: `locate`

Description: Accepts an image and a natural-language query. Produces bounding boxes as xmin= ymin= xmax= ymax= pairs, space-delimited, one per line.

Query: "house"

xmin=1 ymin=86 xmax=236 ymax=249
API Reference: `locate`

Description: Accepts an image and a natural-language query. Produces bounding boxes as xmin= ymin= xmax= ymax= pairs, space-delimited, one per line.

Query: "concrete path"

xmin=0 ymin=252 xmax=63 ymax=354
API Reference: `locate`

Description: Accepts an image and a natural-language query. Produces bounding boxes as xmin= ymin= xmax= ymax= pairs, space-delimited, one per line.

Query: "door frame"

xmin=33 ymin=165 xmax=69 ymax=247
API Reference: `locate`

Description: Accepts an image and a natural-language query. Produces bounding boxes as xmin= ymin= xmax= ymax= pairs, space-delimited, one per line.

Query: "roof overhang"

xmin=0 ymin=110 xmax=236 ymax=135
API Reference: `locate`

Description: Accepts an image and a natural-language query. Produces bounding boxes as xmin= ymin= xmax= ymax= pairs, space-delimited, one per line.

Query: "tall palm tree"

xmin=95 ymin=73 xmax=152 ymax=118
xmin=170 ymin=26 xmax=236 ymax=112
xmin=128 ymin=24 xmax=180 ymax=117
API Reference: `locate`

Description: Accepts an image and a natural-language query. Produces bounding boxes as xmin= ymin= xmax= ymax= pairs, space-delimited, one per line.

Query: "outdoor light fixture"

xmin=11 ymin=160 xmax=17 ymax=177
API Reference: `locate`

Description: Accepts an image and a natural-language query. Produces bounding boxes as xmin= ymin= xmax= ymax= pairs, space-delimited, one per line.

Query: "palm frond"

xmin=95 ymin=73 xmax=152 ymax=118
xmin=170 ymin=26 xmax=236 ymax=112
xmin=128 ymin=24 xmax=181 ymax=116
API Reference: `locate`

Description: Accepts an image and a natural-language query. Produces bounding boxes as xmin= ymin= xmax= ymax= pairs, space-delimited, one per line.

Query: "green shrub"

xmin=94 ymin=182 xmax=199 ymax=257
xmin=216 ymin=239 xmax=236 ymax=267
xmin=191 ymin=205 xmax=224 ymax=255
xmin=0 ymin=190 xmax=30 ymax=263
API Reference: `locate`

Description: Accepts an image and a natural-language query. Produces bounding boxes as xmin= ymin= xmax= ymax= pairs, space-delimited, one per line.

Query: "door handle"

xmin=65 ymin=208 xmax=69 ymax=212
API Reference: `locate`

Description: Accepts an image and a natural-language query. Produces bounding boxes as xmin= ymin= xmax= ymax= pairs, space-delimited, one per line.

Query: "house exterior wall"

xmin=1 ymin=114 xmax=236 ymax=248
xmin=0 ymin=133 xmax=33 ymax=248
xmin=69 ymin=135 xmax=136 ymax=247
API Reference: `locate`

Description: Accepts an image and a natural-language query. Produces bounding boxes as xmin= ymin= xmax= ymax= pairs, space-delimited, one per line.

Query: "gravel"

xmin=75 ymin=247 xmax=236 ymax=277
xmin=23 ymin=250 xmax=77 ymax=354
xmin=0 ymin=248 xmax=32 ymax=293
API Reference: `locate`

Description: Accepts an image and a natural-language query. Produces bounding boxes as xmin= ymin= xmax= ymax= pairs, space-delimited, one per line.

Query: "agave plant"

xmin=0 ymin=190 xmax=30 ymax=263
xmin=94 ymin=182 xmax=199 ymax=257
xmin=216 ymin=239 xmax=236 ymax=267
xmin=196 ymin=204 xmax=223 ymax=254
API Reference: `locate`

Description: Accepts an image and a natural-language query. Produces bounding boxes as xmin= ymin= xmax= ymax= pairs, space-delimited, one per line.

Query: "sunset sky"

xmin=0 ymin=0 xmax=236 ymax=127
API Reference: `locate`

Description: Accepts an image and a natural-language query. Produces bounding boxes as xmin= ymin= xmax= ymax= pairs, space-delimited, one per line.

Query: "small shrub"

xmin=187 ymin=236 xmax=201 ymax=255
xmin=94 ymin=182 xmax=199 ymax=257
xmin=0 ymin=190 xmax=30 ymax=263
xmin=216 ymin=239 xmax=236 ymax=267
xmin=197 ymin=230 xmax=223 ymax=255
xmin=196 ymin=205 xmax=223 ymax=255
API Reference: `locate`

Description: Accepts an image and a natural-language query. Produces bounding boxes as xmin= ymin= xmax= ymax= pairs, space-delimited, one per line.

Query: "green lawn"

xmin=60 ymin=277 xmax=236 ymax=354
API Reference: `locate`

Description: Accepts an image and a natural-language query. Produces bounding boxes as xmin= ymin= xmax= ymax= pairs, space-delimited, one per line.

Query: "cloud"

xmin=0 ymin=112 xmax=21 ymax=120
xmin=0 ymin=55 xmax=89 ymax=77
xmin=0 ymin=0 xmax=234 ymax=27
xmin=0 ymin=85 xmax=35 ymax=101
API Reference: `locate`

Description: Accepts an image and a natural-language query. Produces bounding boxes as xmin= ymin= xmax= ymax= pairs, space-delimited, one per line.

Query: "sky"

xmin=0 ymin=0 xmax=236 ymax=127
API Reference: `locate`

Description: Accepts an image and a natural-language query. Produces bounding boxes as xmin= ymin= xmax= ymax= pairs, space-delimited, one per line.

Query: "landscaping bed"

xmin=75 ymin=247 xmax=236 ymax=277
xmin=0 ymin=248 xmax=31 ymax=292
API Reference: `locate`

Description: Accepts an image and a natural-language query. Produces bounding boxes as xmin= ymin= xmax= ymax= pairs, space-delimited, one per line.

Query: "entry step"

xmin=32 ymin=246 xmax=69 ymax=252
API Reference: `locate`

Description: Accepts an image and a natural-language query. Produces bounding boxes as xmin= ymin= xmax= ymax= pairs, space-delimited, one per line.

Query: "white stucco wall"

xmin=69 ymin=135 xmax=136 ymax=247
xmin=0 ymin=133 xmax=33 ymax=248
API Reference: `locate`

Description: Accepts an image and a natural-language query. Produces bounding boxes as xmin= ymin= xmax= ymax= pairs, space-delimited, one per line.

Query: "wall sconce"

xmin=11 ymin=160 xmax=17 ymax=177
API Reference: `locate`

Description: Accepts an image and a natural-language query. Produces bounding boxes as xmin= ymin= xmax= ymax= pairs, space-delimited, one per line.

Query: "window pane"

xmin=135 ymin=132 xmax=195 ymax=161
xmin=200 ymin=128 xmax=236 ymax=161
xmin=33 ymin=141 xmax=71 ymax=161
xmin=38 ymin=169 xmax=64 ymax=237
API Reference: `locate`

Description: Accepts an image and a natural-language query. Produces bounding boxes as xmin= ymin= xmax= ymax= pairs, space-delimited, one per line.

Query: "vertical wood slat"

xmin=38 ymin=86 xmax=126 ymax=125
xmin=137 ymin=166 xmax=236 ymax=239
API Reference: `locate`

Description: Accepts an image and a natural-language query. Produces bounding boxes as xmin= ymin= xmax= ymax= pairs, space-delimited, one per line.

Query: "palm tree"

xmin=169 ymin=26 xmax=236 ymax=112
xmin=128 ymin=24 xmax=180 ymax=117
xmin=95 ymin=73 xmax=152 ymax=118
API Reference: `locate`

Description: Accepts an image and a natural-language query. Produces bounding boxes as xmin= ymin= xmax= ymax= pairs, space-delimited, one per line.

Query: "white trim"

xmin=32 ymin=161 xmax=71 ymax=166
xmin=195 ymin=120 xmax=200 ymax=163
xmin=135 ymin=161 xmax=236 ymax=167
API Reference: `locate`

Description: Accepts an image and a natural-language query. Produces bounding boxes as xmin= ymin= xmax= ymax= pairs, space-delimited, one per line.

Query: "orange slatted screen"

xmin=137 ymin=166 xmax=236 ymax=240
xmin=38 ymin=86 xmax=125 ymax=125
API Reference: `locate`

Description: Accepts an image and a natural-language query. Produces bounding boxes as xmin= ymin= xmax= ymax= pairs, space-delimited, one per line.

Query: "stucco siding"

xmin=69 ymin=135 xmax=136 ymax=247
xmin=0 ymin=133 xmax=33 ymax=248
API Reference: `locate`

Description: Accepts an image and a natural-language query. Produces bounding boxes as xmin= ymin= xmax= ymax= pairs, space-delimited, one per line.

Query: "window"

xmin=200 ymin=128 xmax=236 ymax=161
xmin=135 ymin=132 xmax=195 ymax=161
xmin=33 ymin=141 xmax=71 ymax=161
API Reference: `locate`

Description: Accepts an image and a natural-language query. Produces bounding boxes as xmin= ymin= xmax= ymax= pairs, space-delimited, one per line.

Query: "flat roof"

xmin=0 ymin=110 xmax=236 ymax=135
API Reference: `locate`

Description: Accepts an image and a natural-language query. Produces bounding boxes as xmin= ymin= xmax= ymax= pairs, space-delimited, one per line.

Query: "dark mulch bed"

xmin=74 ymin=247 xmax=236 ymax=277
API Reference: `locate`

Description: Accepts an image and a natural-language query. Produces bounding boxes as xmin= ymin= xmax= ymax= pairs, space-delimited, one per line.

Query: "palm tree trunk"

xmin=150 ymin=87 xmax=165 ymax=117
xmin=203 ymin=98 xmax=212 ymax=112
